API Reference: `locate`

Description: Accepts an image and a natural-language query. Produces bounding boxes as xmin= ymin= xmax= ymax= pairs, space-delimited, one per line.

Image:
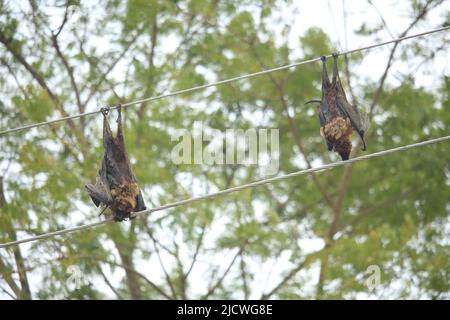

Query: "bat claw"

xmin=361 ymin=142 xmax=367 ymax=151
xmin=100 ymin=106 xmax=110 ymax=116
xmin=359 ymin=131 xmax=367 ymax=151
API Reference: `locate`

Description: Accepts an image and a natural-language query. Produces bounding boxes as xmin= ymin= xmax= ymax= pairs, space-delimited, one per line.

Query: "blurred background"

xmin=0 ymin=0 xmax=449 ymax=299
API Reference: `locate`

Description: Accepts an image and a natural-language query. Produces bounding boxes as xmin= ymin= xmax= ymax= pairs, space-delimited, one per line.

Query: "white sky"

xmin=290 ymin=0 xmax=449 ymax=87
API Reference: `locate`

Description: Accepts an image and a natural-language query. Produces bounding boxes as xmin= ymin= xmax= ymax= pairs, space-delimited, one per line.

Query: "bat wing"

xmin=332 ymin=53 xmax=370 ymax=150
xmin=85 ymin=159 xmax=113 ymax=207
xmin=135 ymin=190 xmax=146 ymax=212
xmin=336 ymin=95 xmax=370 ymax=150
xmin=318 ymin=106 xmax=333 ymax=151
xmin=104 ymin=152 xmax=128 ymax=187
xmin=130 ymin=168 xmax=146 ymax=212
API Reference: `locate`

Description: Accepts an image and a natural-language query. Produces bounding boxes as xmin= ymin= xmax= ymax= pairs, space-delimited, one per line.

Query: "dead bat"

xmin=85 ymin=105 xmax=146 ymax=221
xmin=306 ymin=54 xmax=369 ymax=160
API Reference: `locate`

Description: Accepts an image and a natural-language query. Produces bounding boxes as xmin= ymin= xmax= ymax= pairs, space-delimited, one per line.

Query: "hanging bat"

xmin=85 ymin=105 xmax=146 ymax=221
xmin=306 ymin=54 xmax=369 ymax=160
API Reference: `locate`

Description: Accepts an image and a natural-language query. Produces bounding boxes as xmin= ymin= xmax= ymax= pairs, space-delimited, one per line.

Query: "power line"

xmin=0 ymin=135 xmax=448 ymax=249
xmin=0 ymin=26 xmax=448 ymax=137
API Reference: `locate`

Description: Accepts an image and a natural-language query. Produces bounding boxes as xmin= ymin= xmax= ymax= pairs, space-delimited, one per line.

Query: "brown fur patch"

xmin=323 ymin=117 xmax=352 ymax=141
xmin=111 ymin=183 xmax=139 ymax=215
xmin=323 ymin=117 xmax=353 ymax=160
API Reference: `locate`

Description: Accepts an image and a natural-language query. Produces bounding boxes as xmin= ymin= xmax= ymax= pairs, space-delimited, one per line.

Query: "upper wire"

xmin=0 ymin=26 xmax=448 ymax=137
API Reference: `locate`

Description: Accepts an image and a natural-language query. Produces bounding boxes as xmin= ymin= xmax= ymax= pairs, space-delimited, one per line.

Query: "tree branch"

xmin=104 ymin=259 xmax=171 ymax=299
xmin=0 ymin=177 xmax=31 ymax=299
xmin=184 ymin=224 xmax=206 ymax=281
xmin=148 ymin=231 xmax=178 ymax=299
xmin=0 ymin=30 xmax=89 ymax=159
xmin=367 ymin=0 xmax=395 ymax=39
xmin=239 ymin=252 xmax=249 ymax=299
xmin=0 ymin=32 xmax=58 ymax=103
xmin=259 ymin=249 xmax=324 ymax=300
xmin=51 ymin=27 xmax=83 ymax=114
xmin=98 ymin=266 xmax=124 ymax=299
xmin=9 ymin=232 xmax=32 ymax=299
xmin=0 ymin=284 xmax=16 ymax=299
xmin=78 ymin=32 xmax=140 ymax=108
xmin=202 ymin=248 xmax=242 ymax=299
xmin=0 ymin=256 xmax=21 ymax=298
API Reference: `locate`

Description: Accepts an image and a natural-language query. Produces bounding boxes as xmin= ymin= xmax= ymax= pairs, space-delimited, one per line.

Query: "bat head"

xmin=334 ymin=139 xmax=352 ymax=161
xmin=110 ymin=183 xmax=140 ymax=220
xmin=322 ymin=117 xmax=353 ymax=160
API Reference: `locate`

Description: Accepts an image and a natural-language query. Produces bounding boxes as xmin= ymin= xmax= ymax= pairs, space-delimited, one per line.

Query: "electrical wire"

xmin=0 ymin=26 xmax=448 ymax=137
xmin=0 ymin=135 xmax=448 ymax=249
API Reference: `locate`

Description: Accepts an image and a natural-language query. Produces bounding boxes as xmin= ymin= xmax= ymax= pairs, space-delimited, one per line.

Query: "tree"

xmin=0 ymin=0 xmax=449 ymax=299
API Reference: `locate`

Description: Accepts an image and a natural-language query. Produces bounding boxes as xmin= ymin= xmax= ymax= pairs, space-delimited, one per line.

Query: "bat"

xmin=306 ymin=54 xmax=369 ymax=160
xmin=85 ymin=105 xmax=146 ymax=221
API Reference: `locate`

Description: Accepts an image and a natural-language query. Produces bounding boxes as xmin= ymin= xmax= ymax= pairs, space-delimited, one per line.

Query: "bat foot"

xmin=116 ymin=104 xmax=122 ymax=123
xmin=100 ymin=106 xmax=110 ymax=116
